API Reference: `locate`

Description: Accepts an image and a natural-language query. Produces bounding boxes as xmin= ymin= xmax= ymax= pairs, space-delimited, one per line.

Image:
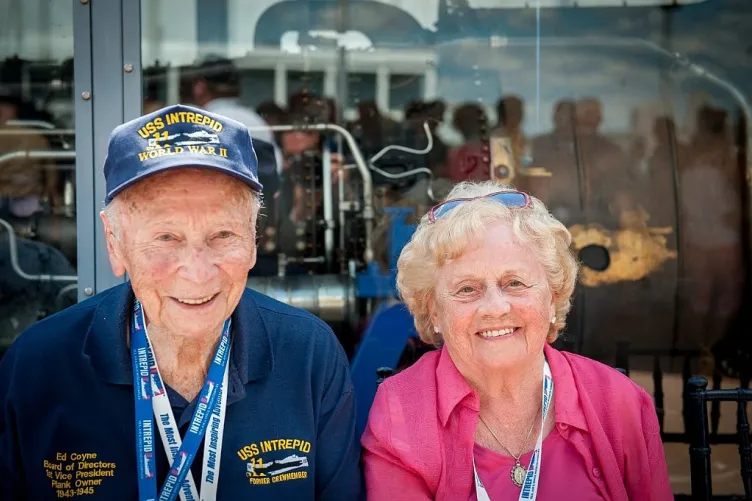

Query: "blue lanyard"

xmin=130 ymin=299 xmax=231 ymax=501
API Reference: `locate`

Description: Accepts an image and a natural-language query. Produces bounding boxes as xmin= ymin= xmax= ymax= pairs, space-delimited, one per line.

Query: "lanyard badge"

xmin=131 ymin=299 xmax=231 ymax=501
xmin=473 ymin=359 xmax=554 ymax=501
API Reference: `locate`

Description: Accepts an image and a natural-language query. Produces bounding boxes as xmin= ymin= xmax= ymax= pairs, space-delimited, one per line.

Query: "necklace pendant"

xmin=510 ymin=460 xmax=527 ymax=488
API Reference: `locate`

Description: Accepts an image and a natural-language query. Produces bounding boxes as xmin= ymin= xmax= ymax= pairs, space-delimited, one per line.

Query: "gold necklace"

xmin=477 ymin=407 xmax=540 ymax=488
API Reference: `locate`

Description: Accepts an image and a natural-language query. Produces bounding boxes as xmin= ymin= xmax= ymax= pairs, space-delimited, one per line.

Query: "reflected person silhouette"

xmin=677 ymin=106 xmax=745 ymax=355
xmin=530 ymin=100 xmax=578 ymax=223
xmin=447 ymin=102 xmax=490 ymax=183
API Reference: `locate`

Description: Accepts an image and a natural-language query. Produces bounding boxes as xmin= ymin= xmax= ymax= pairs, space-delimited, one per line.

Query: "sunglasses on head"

xmin=427 ymin=190 xmax=532 ymax=222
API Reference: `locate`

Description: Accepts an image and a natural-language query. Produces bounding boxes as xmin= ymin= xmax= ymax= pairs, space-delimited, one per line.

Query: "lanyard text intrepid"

xmin=130 ymin=299 xmax=231 ymax=501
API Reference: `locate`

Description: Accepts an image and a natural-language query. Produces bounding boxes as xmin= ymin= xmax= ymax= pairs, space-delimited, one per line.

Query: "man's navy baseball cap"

xmin=103 ymin=103 xmax=263 ymax=204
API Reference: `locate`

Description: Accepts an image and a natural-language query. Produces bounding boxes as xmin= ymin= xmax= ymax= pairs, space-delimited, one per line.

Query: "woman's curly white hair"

xmin=396 ymin=181 xmax=579 ymax=346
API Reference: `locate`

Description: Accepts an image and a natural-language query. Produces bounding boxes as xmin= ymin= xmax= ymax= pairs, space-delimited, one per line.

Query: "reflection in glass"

xmin=0 ymin=0 xmax=77 ymax=352
xmin=140 ymin=0 xmax=752 ymax=349
xmin=140 ymin=1 xmax=752 ymax=492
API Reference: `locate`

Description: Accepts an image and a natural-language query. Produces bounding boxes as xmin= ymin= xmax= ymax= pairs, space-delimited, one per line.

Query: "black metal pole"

xmin=687 ymin=376 xmax=712 ymax=500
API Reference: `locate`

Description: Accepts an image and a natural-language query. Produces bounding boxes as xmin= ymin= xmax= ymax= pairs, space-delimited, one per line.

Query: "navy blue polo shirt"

xmin=0 ymin=283 xmax=363 ymax=500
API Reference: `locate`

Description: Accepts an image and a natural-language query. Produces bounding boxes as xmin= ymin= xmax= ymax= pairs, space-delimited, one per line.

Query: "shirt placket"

xmin=556 ymin=423 xmax=610 ymax=500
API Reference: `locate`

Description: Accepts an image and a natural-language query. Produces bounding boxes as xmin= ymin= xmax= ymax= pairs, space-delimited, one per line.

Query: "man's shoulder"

xmin=0 ymin=286 xmax=123 ymax=395
xmin=238 ymin=288 xmax=354 ymax=403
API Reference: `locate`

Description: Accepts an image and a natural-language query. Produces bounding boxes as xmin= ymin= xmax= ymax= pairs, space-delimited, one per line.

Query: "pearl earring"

xmin=434 ymin=326 xmax=440 ymax=334
xmin=551 ymin=316 xmax=556 ymax=324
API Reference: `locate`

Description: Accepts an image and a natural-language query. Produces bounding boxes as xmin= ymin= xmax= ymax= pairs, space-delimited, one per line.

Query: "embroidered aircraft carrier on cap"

xmin=103 ymin=103 xmax=263 ymax=204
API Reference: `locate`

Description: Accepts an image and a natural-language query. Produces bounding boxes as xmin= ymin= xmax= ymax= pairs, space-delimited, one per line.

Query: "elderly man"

xmin=0 ymin=104 xmax=363 ymax=500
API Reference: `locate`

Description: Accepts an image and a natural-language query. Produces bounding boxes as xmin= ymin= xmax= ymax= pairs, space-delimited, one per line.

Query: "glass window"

xmin=240 ymin=69 xmax=275 ymax=108
xmin=287 ymin=70 xmax=325 ymax=100
xmin=347 ymin=72 xmax=376 ymax=108
xmin=0 ymin=0 xmax=77 ymax=353
xmin=140 ymin=1 xmax=751 ymax=494
xmin=389 ymin=74 xmax=424 ymax=112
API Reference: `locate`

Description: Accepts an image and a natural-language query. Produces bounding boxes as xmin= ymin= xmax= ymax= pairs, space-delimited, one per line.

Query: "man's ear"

xmin=247 ymin=239 xmax=257 ymax=272
xmin=100 ymin=210 xmax=127 ymax=278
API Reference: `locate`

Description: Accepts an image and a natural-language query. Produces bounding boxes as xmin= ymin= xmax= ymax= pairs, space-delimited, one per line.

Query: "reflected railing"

xmin=0 ymin=150 xmax=75 ymax=164
xmin=0 ymin=218 xmax=77 ymax=282
xmin=248 ymin=121 xmax=377 ymax=264
xmin=0 ymin=145 xmax=78 ymax=284
xmin=4 ymin=120 xmax=75 ymax=149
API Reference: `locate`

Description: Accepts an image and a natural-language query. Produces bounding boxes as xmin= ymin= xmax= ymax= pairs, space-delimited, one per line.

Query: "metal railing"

xmin=0 ymin=218 xmax=77 ymax=282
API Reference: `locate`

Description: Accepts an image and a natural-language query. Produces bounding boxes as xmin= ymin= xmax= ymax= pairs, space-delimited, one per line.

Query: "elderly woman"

xmin=361 ymin=181 xmax=673 ymax=500
xmin=0 ymin=104 xmax=362 ymax=501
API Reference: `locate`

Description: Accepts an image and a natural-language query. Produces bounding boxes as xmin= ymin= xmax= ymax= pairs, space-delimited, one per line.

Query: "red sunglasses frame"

xmin=427 ymin=190 xmax=532 ymax=222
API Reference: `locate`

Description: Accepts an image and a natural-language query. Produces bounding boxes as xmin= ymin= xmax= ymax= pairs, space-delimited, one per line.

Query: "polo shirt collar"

xmin=436 ymin=345 xmax=478 ymax=427
xmin=435 ymin=343 xmax=589 ymax=433
xmin=82 ymin=283 xmax=274 ymax=395
xmin=544 ymin=343 xmax=589 ymax=432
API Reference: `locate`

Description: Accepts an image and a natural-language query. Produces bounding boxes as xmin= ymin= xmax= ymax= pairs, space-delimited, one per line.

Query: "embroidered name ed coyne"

xmin=42 ymin=452 xmax=118 ymax=497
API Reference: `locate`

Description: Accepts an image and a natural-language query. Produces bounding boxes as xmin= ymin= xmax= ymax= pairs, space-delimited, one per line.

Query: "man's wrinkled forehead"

xmin=111 ymin=178 xmax=256 ymax=240
xmin=115 ymin=167 xmax=251 ymax=205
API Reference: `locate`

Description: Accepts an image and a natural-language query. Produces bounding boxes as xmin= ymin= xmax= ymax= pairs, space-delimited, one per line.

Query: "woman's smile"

xmin=477 ymin=327 xmax=521 ymax=340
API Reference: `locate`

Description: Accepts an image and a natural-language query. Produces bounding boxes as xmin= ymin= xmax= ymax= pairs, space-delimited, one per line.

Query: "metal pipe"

xmin=249 ymin=123 xmax=375 ymax=263
xmin=322 ymin=143 xmax=335 ymax=269
xmin=6 ymin=120 xmax=60 ymax=130
xmin=351 ymin=163 xmax=438 ymax=203
xmin=338 ymin=166 xmax=347 ymax=273
xmin=365 ymin=163 xmax=435 ymax=181
xmin=367 ymin=122 xmax=438 ymax=200
xmin=0 ymin=218 xmax=77 ymax=282
xmin=0 ymin=128 xmax=76 ymax=136
xmin=369 ymin=122 xmax=433 ymax=164
xmin=1 ymin=121 xmax=75 ymax=150
xmin=0 ymin=151 xmax=76 ymax=164
xmin=246 ymin=274 xmax=356 ymax=327
xmin=56 ymin=283 xmax=79 ymax=310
